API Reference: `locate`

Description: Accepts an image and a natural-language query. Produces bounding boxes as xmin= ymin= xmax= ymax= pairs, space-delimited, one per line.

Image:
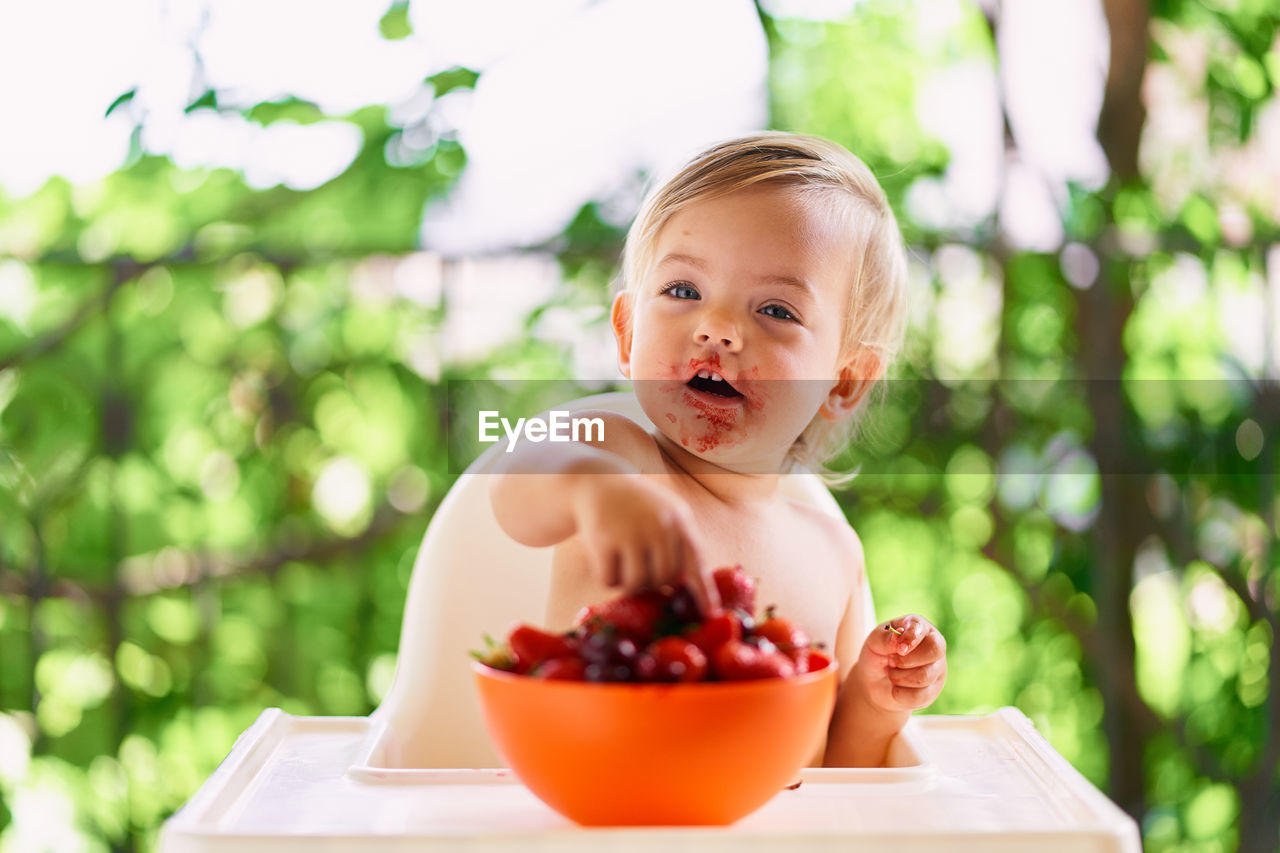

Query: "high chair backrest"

xmin=369 ymin=392 xmax=862 ymax=768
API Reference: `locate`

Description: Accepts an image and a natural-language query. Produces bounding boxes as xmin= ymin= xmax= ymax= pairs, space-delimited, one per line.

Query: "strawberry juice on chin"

xmin=679 ymin=387 xmax=744 ymax=453
xmin=639 ymin=356 xmax=770 ymax=457
xmin=642 ymin=377 xmax=750 ymax=456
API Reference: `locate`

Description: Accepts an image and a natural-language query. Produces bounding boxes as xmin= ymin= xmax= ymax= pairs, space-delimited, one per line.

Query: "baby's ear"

xmin=819 ymin=349 xmax=882 ymax=422
xmin=610 ymin=291 xmax=634 ymax=379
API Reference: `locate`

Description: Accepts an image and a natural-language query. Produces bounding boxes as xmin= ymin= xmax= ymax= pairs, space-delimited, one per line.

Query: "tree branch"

xmin=0 ymin=259 xmax=141 ymax=372
xmin=0 ymin=288 xmax=103 ymax=372
xmin=1098 ymin=0 xmax=1152 ymax=180
xmin=0 ymin=503 xmax=428 ymax=603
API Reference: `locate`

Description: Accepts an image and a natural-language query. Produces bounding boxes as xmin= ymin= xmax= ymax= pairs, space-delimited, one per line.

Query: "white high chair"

xmin=160 ymin=391 xmax=1142 ymax=852
xmin=365 ymin=391 xmax=873 ymax=769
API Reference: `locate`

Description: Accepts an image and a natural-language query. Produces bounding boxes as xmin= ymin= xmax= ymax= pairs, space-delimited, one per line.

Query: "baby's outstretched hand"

xmin=853 ymin=614 xmax=947 ymax=712
xmin=571 ymin=474 xmax=719 ymax=614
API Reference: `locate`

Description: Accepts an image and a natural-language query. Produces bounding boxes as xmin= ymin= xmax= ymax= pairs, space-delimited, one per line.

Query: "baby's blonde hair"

xmin=618 ymin=131 xmax=909 ymax=481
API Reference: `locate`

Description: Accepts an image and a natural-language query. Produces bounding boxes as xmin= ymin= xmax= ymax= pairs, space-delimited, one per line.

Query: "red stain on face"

xmin=737 ymin=365 xmax=765 ymax=412
xmin=680 ymin=391 xmax=743 ymax=453
xmin=664 ymin=360 xmax=769 ymax=455
xmin=686 ymin=353 xmax=721 ymax=374
xmin=649 ymin=356 xmax=771 ymax=457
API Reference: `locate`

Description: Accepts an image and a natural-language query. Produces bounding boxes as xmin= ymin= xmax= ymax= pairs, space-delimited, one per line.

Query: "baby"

xmin=490 ymin=132 xmax=946 ymax=767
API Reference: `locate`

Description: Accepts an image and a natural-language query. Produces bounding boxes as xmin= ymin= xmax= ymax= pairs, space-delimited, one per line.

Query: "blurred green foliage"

xmin=1 ymin=2 xmax=1278 ymax=852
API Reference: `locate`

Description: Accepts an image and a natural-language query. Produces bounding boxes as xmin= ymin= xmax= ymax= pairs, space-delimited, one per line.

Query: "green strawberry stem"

xmin=469 ymin=633 xmax=516 ymax=670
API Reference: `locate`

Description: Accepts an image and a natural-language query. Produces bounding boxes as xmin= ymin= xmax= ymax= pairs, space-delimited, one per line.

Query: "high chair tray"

xmin=160 ymin=707 xmax=1140 ymax=852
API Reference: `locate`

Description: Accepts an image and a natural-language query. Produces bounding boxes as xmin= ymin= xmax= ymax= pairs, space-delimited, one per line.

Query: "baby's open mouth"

xmin=686 ymin=371 xmax=744 ymax=399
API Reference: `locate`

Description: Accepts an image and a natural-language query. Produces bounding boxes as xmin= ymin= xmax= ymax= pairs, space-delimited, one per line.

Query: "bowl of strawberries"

xmin=472 ymin=566 xmax=837 ymax=826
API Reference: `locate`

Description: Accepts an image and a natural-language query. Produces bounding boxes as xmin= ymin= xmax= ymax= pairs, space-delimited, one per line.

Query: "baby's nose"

xmin=694 ymin=325 xmax=741 ymax=351
xmin=696 ymin=327 xmax=747 ymax=348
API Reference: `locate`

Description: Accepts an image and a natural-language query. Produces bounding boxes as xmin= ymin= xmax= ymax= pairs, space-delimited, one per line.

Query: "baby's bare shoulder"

xmin=569 ymin=409 xmax=667 ymax=474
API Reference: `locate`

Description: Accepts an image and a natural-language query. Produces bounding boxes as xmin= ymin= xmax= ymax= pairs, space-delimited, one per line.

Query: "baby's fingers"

xmin=868 ymin=615 xmax=936 ymax=657
xmin=679 ymin=535 xmax=719 ymax=616
xmin=894 ymin=626 xmax=947 ymax=668
xmin=866 ymin=618 xmax=914 ymax=656
xmin=895 ymin=615 xmax=933 ymax=655
xmin=653 ymin=529 xmax=684 ymax=589
xmin=581 ymin=535 xmax=619 ymax=588
xmin=889 ymin=683 xmax=942 ymax=711
xmin=887 ymin=659 xmax=946 ymax=690
xmin=619 ymin=544 xmax=650 ymax=591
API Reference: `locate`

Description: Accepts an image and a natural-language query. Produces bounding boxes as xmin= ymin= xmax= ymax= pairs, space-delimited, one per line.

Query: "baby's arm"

xmin=489 ymin=410 xmax=716 ymax=611
xmin=823 ymin=530 xmax=947 ymax=766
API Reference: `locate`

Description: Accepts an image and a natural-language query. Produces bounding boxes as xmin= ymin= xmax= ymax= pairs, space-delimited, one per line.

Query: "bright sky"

xmin=0 ymin=0 xmax=1111 ymax=256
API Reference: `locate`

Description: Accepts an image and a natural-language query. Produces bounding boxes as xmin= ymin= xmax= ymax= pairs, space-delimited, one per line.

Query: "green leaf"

xmin=469 ymin=634 xmax=515 ymax=670
xmin=428 ymin=67 xmax=480 ymax=97
xmin=106 ymin=88 xmax=137 ymax=118
xmin=379 ymin=1 xmax=412 ymax=40
xmin=245 ymin=97 xmax=326 ymax=127
xmin=184 ymin=90 xmax=218 ymax=113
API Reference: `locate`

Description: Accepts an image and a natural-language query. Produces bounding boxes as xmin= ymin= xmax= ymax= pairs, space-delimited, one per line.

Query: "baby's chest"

xmin=693 ymin=513 xmax=850 ymax=646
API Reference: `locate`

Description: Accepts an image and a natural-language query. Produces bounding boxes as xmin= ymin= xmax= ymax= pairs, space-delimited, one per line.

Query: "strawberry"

xmin=789 ymin=648 xmax=815 ymax=675
xmin=683 ymin=612 xmax=742 ymax=657
xmin=533 ymin=656 xmax=587 ymax=680
xmin=643 ymin=637 xmax=709 ymax=683
xmin=711 ymin=639 xmax=796 ymax=680
xmin=469 ymin=633 xmax=516 ymax=671
xmin=754 ymin=607 xmax=811 ymax=654
xmin=478 ymin=566 xmax=823 ymax=684
xmin=574 ymin=589 xmax=666 ymax=644
xmin=712 ymin=566 xmax=757 ymax=616
xmin=507 ymin=624 xmax=578 ymax=673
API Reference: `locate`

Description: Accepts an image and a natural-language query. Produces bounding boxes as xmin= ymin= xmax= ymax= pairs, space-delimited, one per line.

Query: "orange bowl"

xmin=472 ymin=654 xmax=837 ymax=826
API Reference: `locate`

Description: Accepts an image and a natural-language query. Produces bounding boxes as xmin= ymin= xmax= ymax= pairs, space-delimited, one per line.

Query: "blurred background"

xmin=0 ymin=0 xmax=1277 ymax=850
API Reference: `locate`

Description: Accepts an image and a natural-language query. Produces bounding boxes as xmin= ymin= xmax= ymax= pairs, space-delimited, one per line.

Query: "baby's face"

xmin=617 ymin=185 xmax=856 ymax=471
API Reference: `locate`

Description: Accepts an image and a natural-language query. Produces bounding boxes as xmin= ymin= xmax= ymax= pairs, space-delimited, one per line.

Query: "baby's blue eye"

xmin=662 ymin=282 xmax=700 ymax=300
xmin=760 ymin=304 xmax=796 ymax=321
